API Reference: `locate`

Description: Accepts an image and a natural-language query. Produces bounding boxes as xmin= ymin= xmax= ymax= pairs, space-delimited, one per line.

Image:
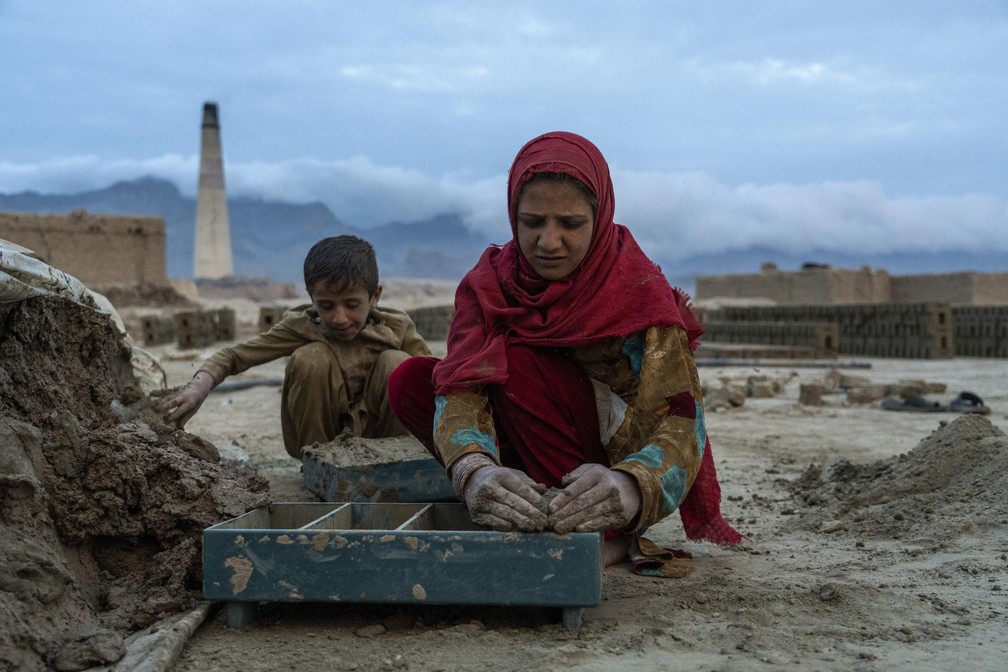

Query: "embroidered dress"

xmin=390 ymin=131 xmax=740 ymax=544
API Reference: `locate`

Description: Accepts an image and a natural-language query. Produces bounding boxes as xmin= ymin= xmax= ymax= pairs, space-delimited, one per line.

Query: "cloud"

xmin=1 ymin=156 xmax=1005 ymax=260
xmin=227 ymin=156 xmax=504 ymax=231
xmin=703 ymin=56 xmax=921 ymax=97
xmin=614 ymin=171 xmax=1008 ymax=260
xmin=736 ymin=58 xmax=859 ymax=86
xmin=339 ymin=64 xmax=490 ymax=93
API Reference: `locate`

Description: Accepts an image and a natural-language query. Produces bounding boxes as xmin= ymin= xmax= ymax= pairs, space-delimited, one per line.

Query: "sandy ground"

xmin=139 ymin=293 xmax=1008 ymax=672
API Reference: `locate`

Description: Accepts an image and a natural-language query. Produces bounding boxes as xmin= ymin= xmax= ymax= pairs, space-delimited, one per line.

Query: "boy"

xmin=157 ymin=235 xmax=431 ymax=459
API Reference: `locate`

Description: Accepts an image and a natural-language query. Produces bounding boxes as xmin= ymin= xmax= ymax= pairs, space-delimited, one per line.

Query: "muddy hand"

xmin=463 ymin=465 xmax=549 ymax=532
xmin=154 ymin=371 xmax=215 ymax=429
xmin=548 ymin=463 xmax=641 ymax=533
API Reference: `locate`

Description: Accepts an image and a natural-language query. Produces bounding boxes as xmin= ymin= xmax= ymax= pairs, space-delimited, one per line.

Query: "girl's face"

xmin=514 ymin=180 xmax=595 ymax=281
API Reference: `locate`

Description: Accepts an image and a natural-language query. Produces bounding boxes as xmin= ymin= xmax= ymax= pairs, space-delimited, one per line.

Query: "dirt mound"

xmin=194 ymin=276 xmax=303 ymax=301
xmin=93 ymin=282 xmax=197 ymax=309
xmin=785 ymin=414 xmax=1008 ymax=542
xmin=0 ymin=296 xmax=269 ymax=671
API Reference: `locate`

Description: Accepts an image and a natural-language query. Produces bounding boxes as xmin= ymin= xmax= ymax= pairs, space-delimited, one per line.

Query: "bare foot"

xmin=603 ymin=533 xmax=633 ymax=567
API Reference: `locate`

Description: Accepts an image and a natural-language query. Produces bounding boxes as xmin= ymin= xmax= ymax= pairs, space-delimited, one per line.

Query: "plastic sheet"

xmin=1 ymin=238 xmax=167 ymax=390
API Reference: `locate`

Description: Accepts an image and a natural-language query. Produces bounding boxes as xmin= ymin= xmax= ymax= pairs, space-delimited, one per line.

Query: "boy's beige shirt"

xmin=198 ymin=305 xmax=430 ymax=400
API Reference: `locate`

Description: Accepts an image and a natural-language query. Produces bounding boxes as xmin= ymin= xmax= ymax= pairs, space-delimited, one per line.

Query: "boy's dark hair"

xmin=303 ymin=235 xmax=379 ymax=296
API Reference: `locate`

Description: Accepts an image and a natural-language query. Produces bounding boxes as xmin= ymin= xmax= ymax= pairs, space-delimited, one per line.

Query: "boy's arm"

xmin=199 ymin=319 xmax=310 ymax=383
xmin=156 ymin=309 xmax=314 ymax=429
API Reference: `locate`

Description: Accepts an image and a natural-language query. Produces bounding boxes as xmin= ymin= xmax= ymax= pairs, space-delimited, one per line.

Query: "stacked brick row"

xmin=173 ymin=308 xmax=237 ymax=349
xmin=141 ymin=315 xmax=175 ymax=346
xmin=213 ymin=308 xmax=237 ymax=341
xmin=142 ymin=308 xmax=237 ymax=349
xmin=406 ymin=304 xmax=455 ymax=341
xmin=953 ymin=306 xmax=1008 ymax=357
xmin=706 ymin=303 xmax=955 ymax=359
xmin=258 ymin=305 xmax=289 ymax=334
xmin=700 ymin=320 xmax=839 ymax=359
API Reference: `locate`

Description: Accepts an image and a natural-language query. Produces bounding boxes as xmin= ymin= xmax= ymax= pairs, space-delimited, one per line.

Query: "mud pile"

xmin=786 ymin=414 xmax=1008 ymax=543
xmin=0 ymin=296 xmax=269 ymax=671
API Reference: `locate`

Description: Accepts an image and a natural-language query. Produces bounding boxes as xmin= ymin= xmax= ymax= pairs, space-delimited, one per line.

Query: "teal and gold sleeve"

xmin=432 ymin=390 xmax=501 ymax=472
xmin=611 ymin=327 xmax=705 ymax=530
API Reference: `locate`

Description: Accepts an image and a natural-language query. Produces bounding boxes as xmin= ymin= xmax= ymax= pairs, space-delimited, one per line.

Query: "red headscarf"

xmin=433 ymin=131 xmax=699 ymax=394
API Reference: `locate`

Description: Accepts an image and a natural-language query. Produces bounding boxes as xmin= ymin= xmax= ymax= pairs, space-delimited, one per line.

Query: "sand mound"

xmin=92 ymin=282 xmax=197 ymax=309
xmin=0 ymin=296 xmax=269 ymax=671
xmin=786 ymin=414 xmax=1008 ymax=542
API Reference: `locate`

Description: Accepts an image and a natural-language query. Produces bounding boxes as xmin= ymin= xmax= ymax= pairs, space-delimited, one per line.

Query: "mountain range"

xmin=2 ymin=176 xmax=1004 ymax=295
xmin=0 ymin=176 xmax=489 ymax=285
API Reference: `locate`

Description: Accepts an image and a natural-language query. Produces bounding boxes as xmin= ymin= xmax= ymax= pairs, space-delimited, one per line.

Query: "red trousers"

xmin=389 ymin=347 xmax=608 ymax=487
xmin=388 ymin=345 xmax=742 ymax=545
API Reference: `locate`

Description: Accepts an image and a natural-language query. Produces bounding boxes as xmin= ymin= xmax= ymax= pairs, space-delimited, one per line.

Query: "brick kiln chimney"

xmin=193 ymin=102 xmax=233 ymax=279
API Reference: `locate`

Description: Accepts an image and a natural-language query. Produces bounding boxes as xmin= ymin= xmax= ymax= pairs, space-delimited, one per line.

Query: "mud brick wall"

xmin=0 ymin=210 xmax=166 ymax=286
xmin=708 ymin=303 xmax=956 ymax=359
xmin=892 ymin=272 xmax=1008 ymax=306
xmin=701 ymin=320 xmax=839 ymax=358
xmin=696 ymin=267 xmax=891 ymax=305
xmin=969 ymin=274 xmax=1008 ymax=305
xmin=698 ymin=268 xmax=1008 ymax=307
xmin=953 ymin=306 xmax=1008 ymax=358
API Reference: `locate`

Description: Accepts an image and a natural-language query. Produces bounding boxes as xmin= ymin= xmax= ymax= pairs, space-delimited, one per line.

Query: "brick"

xmin=799 ymin=383 xmax=823 ymax=406
xmin=258 ymin=305 xmax=289 ymax=333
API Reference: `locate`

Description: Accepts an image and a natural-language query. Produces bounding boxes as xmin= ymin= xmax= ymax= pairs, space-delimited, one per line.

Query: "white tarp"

xmin=1 ymin=238 xmax=167 ymax=390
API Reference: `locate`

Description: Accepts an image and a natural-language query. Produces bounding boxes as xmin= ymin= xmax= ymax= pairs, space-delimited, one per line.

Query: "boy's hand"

xmin=547 ymin=464 xmax=641 ymax=534
xmin=461 ymin=464 xmax=549 ymax=532
xmin=154 ymin=371 xmax=215 ymax=429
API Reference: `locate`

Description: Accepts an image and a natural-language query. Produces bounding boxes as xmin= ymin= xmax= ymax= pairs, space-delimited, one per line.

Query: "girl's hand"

xmin=548 ymin=464 xmax=641 ymax=533
xmin=461 ymin=463 xmax=549 ymax=532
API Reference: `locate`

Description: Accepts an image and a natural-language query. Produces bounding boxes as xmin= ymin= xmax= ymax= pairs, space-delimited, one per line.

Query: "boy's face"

xmin=310 ymin=282 xmax=381 ymax=341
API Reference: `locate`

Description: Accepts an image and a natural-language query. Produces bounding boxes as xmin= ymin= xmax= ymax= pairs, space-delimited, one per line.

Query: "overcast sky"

xmin=1 ymin=1 xmax=1006 ymax=265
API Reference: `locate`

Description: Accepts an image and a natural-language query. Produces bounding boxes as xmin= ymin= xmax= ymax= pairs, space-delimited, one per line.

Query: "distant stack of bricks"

xmin=141 ymin=315 xmax=176 ymax=346
xmin=406 ymin=305 xmax=455 ymax=341
xmin=142 ymin=308 xmax=237 ymax=348
xmin=258 ymin=305 xmax=289 ymax=333
xmin=172 ymin=308 xmax=237 ymax=349
xmin=142 ymin=301 xmax=1006 ymax=359
xmin=702 ymin=303 xmax=955 ymax=359
xmin=212 ymin=308 xmax=237 ymax=341
xmin=173 ymin=311 xmax=214 ymax=349
xmin=953 ymin=306 xmax=1008 ymax=357
xmin=698 ymin=320 xmax=839 ymax=359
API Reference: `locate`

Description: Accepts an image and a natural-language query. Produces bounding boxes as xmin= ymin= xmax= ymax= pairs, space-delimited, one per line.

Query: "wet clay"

xmin=305 ymin=430 xmax=432 ymax=467
xmin=0 ymin=296 xmax=268 ymax=671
